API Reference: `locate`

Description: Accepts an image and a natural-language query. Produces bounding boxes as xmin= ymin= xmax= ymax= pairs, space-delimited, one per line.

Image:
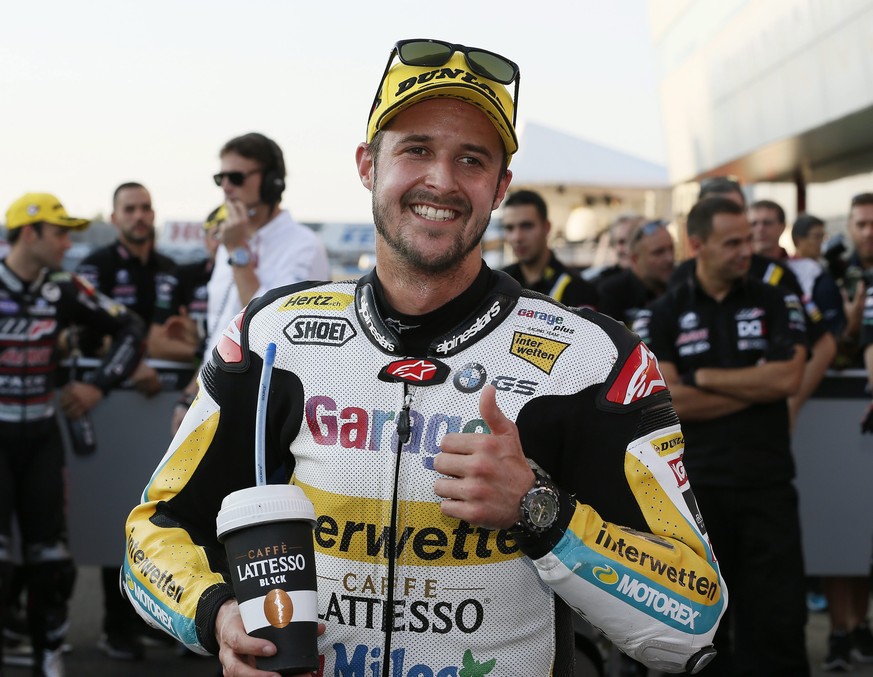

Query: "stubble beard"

xmin=371 ymin=178 xmax=492 ymax=276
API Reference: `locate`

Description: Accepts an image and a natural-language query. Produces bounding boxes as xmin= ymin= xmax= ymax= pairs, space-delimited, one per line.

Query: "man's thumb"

xmin=479 ymin=384 xmax=513 ymax=435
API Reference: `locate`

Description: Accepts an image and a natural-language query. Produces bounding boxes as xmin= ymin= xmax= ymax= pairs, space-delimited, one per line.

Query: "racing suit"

xmin=124 ymin=266 xmax=726 ymax=675
xmin=0 ymin=261 xmax=144 ymax=656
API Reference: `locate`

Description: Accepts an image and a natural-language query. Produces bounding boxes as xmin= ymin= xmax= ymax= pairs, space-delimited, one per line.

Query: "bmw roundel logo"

xmin=453 ymin=362 xmax=487 ymax=393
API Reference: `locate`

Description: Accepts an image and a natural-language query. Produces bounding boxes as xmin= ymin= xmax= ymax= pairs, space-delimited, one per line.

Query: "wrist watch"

xmin=227 ymin=247 xmax=252 ymax=267
xmin=514 ymin=459 xmax=560 ymax=534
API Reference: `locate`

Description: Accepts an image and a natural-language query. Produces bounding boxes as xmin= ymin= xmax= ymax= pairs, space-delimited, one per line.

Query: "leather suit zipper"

xmin=382 ymin=382 xmax=412 ymax=677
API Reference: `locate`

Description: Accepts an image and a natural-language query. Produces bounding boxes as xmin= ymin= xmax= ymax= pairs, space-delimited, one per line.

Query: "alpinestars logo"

xmin=606 ymin=343 xmax=667 ymax=405
xmin=435 ymin=301 xmax=501 ymax=355
xmin=358 ymin=296 xmax=395 ymax=352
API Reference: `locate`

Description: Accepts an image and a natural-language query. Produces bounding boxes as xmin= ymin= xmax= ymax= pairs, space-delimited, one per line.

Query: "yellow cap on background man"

xmin=367 ymin=51 xmax=518 ymax=158
xmin=204 ymin=204 xmax=227 ymax=230
xmin=5 ymin=193 xmax=90 ymax=231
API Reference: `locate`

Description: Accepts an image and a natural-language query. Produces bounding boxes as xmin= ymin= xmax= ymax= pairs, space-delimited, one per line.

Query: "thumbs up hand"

xmin=433 ymin=385 xmax=535 ymax=530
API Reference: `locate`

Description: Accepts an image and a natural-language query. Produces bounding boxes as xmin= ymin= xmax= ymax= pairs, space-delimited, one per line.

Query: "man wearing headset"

xmin=207 ymin=132 xmax=331 ymax=358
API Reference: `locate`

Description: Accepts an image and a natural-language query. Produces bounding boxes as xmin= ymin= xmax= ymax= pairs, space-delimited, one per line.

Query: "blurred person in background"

xmin=583 ymin=212 xmax=641 ymax=285
xmin=0 ymin=193 xmax=144 ymax=676
xmin=500 ymin=189 xmax=598 ymax=309
xmin=636 ymin=196 xmax=810 ymax=676
xmin=749 ymin=199 xmax=789 ymax=260
xmin=598 ymin=219 xmax=674 ymax=328
xmin=76 ymin=181 xmax=190 ymax=661
xmin=171 ymin=133 xmax=332 ymax=432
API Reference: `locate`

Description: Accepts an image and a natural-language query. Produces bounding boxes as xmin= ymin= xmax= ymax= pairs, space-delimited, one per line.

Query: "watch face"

xmin=527 ymin=490 xmax=558 ymax=529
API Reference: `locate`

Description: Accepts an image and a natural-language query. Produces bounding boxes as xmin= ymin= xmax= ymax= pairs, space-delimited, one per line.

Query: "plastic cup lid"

xmin=216 ymin=484 xmax=316 ymax=539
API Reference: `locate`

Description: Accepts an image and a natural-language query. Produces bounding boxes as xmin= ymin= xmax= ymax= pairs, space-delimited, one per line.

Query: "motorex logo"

xmin=126 ymin=572 xmax=175 ymax=634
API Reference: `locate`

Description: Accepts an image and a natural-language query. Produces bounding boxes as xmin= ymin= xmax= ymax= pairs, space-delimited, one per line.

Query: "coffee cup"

xmin=216 ymin=484 xmax=318 ymax=675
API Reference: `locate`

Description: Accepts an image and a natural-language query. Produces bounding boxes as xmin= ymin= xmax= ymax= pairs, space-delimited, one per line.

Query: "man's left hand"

xmin=434 ymin=385 xmax=535 ymax=530
xmin=60 ymin=382 xmax=103 ymax=419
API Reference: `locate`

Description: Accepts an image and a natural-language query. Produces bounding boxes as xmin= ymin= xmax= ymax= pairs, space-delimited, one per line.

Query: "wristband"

xmin=681 ymin=370 xmax=697 ymax=387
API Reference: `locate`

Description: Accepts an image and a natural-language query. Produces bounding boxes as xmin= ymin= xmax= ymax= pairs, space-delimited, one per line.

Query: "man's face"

xmin=218 ymin=152 xmax=264 ymax=209
xmin=795 ymin=224 xmax=825 ymax=260
xmin=611 ymin=221 xmax=634 ymax=268
xmin=356 ymin=99 xmax=511 ymax=274
xmin=111 ymin=186 xmax=154 ymax=245
xmin=502 ymin=203 xmax=549 ymax=266
xmin=849 ymin=204 xmax=873 ymax=263
xmin=632 ymin=227 xmax=675 ymax=287
xmin=749 ymin=206 xmax=785 ymax=256
xmin=693 ymin=212 xmax=752 ymax=283
xmin=30 ymin=223 xmax=72 ymax=269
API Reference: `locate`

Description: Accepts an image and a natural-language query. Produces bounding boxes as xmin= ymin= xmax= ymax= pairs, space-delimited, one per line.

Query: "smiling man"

xmin=123 ymin=39 xmax=725 ymax=677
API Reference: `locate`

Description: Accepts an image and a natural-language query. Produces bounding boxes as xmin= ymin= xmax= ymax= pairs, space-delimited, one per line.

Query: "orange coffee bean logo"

xmin=264 ymin=589 xmax=294 ymax=628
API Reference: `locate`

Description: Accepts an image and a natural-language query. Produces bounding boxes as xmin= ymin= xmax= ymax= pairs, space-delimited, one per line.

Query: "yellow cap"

xmin=5 ymin=193 xmax=89 ymax=231
xmin=204 ymin=204 xmax=227 ymax=230
xmin=367 ymin=51 xmax=518 ymax=158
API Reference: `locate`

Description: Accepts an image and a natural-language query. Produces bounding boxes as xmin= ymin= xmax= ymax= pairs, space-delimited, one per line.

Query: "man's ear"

xmin=491 ymin=168 xmax=512 ymax=210
xmin=356 ymin=143 xmax=375 ymax=191
xmin=688 ymin=234 xmax=704 ymax=256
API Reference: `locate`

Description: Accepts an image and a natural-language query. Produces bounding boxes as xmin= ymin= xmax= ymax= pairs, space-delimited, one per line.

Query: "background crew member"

xmin=637 ymin=197 xmax=809 ymax=675
xmin=0 ymin=193 xmax=144 ymax=676
xmin=598 ymin=219 xmax=674 ymax=327
xmin=500 ymin=189 xmax=598 ymax=308
xmin=75 ymin=181 xmax=186 ymax=661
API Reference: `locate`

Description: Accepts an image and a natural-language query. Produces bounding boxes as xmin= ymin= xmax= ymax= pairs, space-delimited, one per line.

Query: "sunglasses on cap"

xmin=213 ymin=169 xmax=262 ymax=187
xmin=374 ymin=39 xmax=521 ymax=127
xmin=631 ymin=219 xmax=669 ymax=245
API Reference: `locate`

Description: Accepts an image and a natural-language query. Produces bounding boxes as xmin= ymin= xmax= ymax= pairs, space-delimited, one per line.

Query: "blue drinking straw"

xmin=255 ymin=342 xmax=276 ymax=486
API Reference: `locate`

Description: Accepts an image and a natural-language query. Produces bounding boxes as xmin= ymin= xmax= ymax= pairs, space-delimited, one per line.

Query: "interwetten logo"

xmin=594 ymin=526 xmax=718 ymax=601
xmin=510 ymin=332 xmax=569 ymax=374
xmin=127 ymin=533 xmax=185 ymax=604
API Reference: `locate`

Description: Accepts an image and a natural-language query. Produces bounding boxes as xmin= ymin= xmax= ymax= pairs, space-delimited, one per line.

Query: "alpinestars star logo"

xmin=378 ymin=358 xmax=449 ymax=386
xmin=606 ymin=343 xmax=667 ymax=405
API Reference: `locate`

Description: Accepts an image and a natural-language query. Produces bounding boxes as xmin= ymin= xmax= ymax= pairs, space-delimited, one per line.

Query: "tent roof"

xmin=511 ymin=122 xmax=670 ymax=189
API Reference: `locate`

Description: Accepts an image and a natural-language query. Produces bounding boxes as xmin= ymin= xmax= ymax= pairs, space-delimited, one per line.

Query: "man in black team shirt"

xmin=668 ymin=181 xmax=833 ymax=428
xmin=75 ymin=182 xmax=186 ymax=661
xmin=637 ymin=197 xmax=809 ymax=675
xmin=598 ymin=219 xmax=675 ymax=328
xmin=501 ymin=190 xmax=598 ymax=309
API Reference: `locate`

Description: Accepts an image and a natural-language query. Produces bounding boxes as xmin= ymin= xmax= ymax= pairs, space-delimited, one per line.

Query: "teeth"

xmin=413 ymin=205 xmax=456 ymax=221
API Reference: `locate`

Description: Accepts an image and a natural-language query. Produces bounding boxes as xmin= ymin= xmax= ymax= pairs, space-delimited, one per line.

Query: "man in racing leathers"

xmin=123 ymin=39 xmax=726 ymax=676
xmin=0 ymin=193 xmax=144 ymax=676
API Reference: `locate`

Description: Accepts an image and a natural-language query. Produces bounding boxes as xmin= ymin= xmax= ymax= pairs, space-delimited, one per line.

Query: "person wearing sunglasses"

xmin=205 ymin=132 xmax=330 ymax=360
xmin=599 ymin=220 xmax=675 ymax=329
xmin=123 ymin=39 xmax=723 ymax=677
xmin=500 ymin=189 xmax=598 ymax=310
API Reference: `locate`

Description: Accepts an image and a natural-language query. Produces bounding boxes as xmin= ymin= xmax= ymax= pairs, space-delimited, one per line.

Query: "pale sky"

xmin=1 ymin=0 xmax=664 ymax=225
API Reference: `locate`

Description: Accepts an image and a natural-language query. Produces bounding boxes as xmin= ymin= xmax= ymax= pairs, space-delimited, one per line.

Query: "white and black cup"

xmin=216 ymin=484 xmax=318 ymax=675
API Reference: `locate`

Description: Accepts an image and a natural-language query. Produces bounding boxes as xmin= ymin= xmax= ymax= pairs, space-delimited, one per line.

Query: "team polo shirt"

xmin=77 ymin=241 xmax=180 ymax=325
xmin=596 ymin=268 xmax=662 ymax=328
xmin=635 ymin=273 xmax=807 ymax=488
xmin=502 ymin=252 xmax=598 ymax=309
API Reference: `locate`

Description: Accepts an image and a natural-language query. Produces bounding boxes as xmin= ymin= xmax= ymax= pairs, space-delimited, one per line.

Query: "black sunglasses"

xmin=373 ymin=39 xmax=520 ymax=127
xmin=213 ymin=169 xmax=261 ymax=187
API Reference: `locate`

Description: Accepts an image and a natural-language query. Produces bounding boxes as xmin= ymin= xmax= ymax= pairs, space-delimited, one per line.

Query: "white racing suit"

xmin=123 ymin=268 xmax=726 ymax=675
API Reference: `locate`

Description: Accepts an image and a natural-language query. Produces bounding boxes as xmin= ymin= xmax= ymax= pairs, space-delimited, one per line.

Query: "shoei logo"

xmin=280 ymin=292 xmax=354 ymax=311
xmin=284 ymin=316 xmax=357 ymax=346
xmin=592 ymin=565 xmax=619 ymax=585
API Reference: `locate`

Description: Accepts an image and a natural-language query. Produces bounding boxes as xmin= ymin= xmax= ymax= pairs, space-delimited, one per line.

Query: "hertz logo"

xmin=593 ymin=565 xmax=619 ymax=585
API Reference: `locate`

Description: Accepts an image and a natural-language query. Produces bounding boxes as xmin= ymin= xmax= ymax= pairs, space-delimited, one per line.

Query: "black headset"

xmin=256 ymin=133 xmax=286 ymax=205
